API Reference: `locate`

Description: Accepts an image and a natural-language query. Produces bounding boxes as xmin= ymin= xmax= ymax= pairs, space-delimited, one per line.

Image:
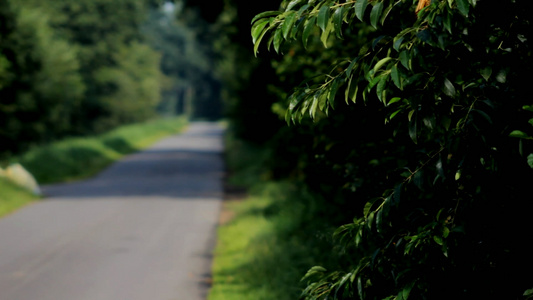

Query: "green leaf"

xmin=273 ymin=29 xmax=283 ymax=53
xmin=345 ymin=75 xmax=359 ymax=104
xmin=528 ymin=154 xmax=533 ymax=169
xmin=433 ymin=235 xmax=444 ymax=246
xmin=509 ymin=130 xmax=531 ymax=139
xmin=346 ymin=56 xmax=359 ymax=77
xmin=455 ymin=169 xmax=462 ymax=180
xmin=443 ymin=78 xmax=456 ymax=97
xmin=301 ymin=266 xmax=327 ymax=281
xmin=282 ymin=11 xmax=297 ymax=39
xmin=310 ymin=93 xmax=319 ymax=118
xmin=333 ymin=6 xmax=345 ymax=39
xmin=391 ymin=64 xmax=401 ymax=89
xmin=367 ymin=74 xmax=382 ymax=90
xmin=436 ymin=157 xmax=444 ymax=178
xmin=317 ymin=5 xmax=330 ymax=32
xmin=389 ymin=109 xmax=401 ymax=120
xmin=357 ymin=276 xmax=364 ymax=299
xmin=319 ymin=90 xmax=329 ymax=110
xmin=376 ymin=74 xmax=388 ymax=103
xmin=456 ymin=0 xmax=470 ymax=17
xmin=355 ymin=231 xmax=362 ymax=246
xmin=400 ymin=51 xmax=410 ymax=70
xmin=302 ymin=16 xmax=317 ymax=48
xmin=376 ymin=209 xmax=383 ymax=232
xmin=320 ymin=21 xmax=334 ymax=47
xmin=253 ymin=22 xmax=271 ymax=55
xmin=370 ymin=1 xmax=384 ymax=29
xmin=393 ymin=36 xmax=404 ymax=51
xmin=252 ymin=19 xmax=270 ymax=44
xmin=371 ymin=35 xmax=385 ymax=50
xmin=328 ymin=77 xmax=341 ymax=103
xmin=285 ymin=108 xmax=292 ymax=125
xmin=296 ymin=4 xmax=310 ymax=17
xmin=373 ymin=57 xmax=392 ymax=73
xmin=387 ymin=97 xmax=402 ymax=106
xmin=480 ymin=66 xmax=492 ymax=81
xmin=443 ymin=226 xmax=450 ymax=238
xmin=251 ymin=11 xmax=281 ymax=24
xmin=524 ymin=288 xmax=533 ymax=296
xmin=380 ymin=2 xmax=393 ymax=25
xmin=366 ymin=211 xmax=375 ymax=230
xmin=399 ymin=281 xmax=415 ymax=300
xmin=523 ymin=105 xmax=533 ymax=112
xmin=355 ymin=0 xmax=369 ymax=21
xmin=335 ymin=273 xmax=353 ymax=297
xmin=286 ymin=0 xmax=301 ymax=10
xmin=363 ymin=202 xmax=373 ymax=218
xmin=443 ymin=11 xmax=452 ymax=33
xmin=408 ymin=109 xmax=415 ymax=121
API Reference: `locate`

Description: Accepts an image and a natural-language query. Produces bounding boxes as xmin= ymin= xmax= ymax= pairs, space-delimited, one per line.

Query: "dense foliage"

xmin=1 ymin=0 xmax=221 ymax=160
xmin=0 ymin=2 xmax=85 ymax=157
xmin=250 ymin=0 xmax=533 ymax=299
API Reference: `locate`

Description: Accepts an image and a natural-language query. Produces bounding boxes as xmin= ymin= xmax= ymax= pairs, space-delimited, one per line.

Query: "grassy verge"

xmin=16 ymin=117 xmax=187 ymax=184
xmin=0 ymin=178 xmax=37 ymax=217
xmin=0 ymin=117 xmax=187 ymax=217
xmin=209 ymin=132 xmax=340 ymax=300
xmin=210 ymin=183 xmax=322 ymax=300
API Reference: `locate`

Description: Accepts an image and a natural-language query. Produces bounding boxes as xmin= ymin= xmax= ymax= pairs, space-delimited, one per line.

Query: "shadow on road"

xmin=41 ymin=122 xmax=226 ymax=200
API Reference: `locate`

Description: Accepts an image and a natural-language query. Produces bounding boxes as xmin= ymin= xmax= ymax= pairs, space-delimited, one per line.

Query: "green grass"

xmin=0 ymin=177 xmax=38 ymax=217
xmin=15 ymin=117 xmax=187 ymax=184
xmin=210 ymin=184 xmax=302 ymax=300
xmin=209 ymin=181 xmax=340 ymax=300
xmin=209 ymin=131 xmax=341 ymax=300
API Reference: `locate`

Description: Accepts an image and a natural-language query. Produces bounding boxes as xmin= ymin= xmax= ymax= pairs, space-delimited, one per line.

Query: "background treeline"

xmin=184 ymin=0 xmax=533 ymax=299
xmin=0 ymin=0 xmax=221 ymax=160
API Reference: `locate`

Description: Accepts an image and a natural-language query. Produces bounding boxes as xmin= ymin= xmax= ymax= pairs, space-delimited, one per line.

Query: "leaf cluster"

xmin=251 ymin=0 xmax=533 ymax=299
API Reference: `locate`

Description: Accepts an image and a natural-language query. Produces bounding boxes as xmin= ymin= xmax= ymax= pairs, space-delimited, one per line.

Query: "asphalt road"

xmin=0 ymin=122 xmax=225 ymax=300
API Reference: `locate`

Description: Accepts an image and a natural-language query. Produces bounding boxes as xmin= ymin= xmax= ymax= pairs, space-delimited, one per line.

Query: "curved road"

xmin=0 ymin=122 xmax=225 ymax=300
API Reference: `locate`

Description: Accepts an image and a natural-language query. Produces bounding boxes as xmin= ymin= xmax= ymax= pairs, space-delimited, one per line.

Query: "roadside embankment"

xmin=0 ymin=117 xmax=187 ymax=217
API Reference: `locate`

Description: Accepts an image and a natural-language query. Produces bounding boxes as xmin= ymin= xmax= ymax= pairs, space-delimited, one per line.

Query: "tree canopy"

xmin=1 ymin=0 xmax=207 ymax=159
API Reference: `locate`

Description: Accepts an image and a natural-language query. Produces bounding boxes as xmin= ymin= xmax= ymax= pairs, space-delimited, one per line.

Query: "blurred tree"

xmin=93 ymin=42 xmax=162 ymax=130
xmin=0 ymin=2 xmax=84 ymax=158
xmin=16 ymin=0 xmax=163 ymax=134
xmin=180 ymin=0 xmax=283 ymax=140
xmin=142 ymin=3 xmax=222 ymax=120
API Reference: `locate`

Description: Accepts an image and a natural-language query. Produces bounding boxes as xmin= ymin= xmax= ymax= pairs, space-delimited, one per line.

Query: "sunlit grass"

xmin=0 ymin=177 xmax=38 ymax=217
xmin=16 ymin=117 xmax=187 ymax=184
xmin=209 ymin=181 xmax=339 ymax=300
xmin=210 ymin=130 xmax=344 ymax=300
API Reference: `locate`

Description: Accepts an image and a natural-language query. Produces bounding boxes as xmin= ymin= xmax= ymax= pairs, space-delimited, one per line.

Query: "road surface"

xmin=0 ymin=122 xmax=225 ymax=300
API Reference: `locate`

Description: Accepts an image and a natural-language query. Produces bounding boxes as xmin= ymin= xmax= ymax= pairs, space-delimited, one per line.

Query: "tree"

xmin=0 ymin=2 xmax=84 ymax=158
xmin=142 ymin=4 xmax=223 ymax=120
xmin=16 ymin=0 xmax=164 ymax=134
xmin=252 ymin=0 xmax=533 ymax=298
xmin=180 ymin=0 xmax=285 ymax=141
